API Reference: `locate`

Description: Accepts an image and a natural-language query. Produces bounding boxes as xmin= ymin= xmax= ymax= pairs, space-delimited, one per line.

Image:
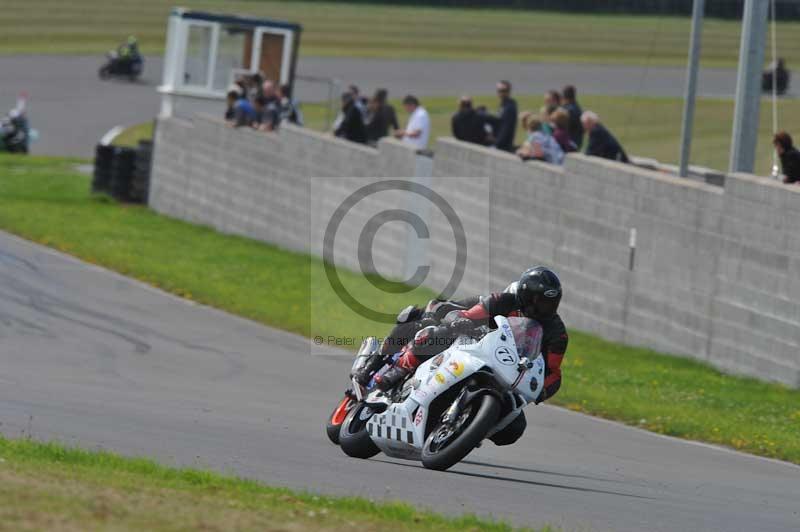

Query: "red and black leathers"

xmin=457 ymin=292 xmax=568 ymax=402
xmin=379 ymin=293 xmax=568 ymax=402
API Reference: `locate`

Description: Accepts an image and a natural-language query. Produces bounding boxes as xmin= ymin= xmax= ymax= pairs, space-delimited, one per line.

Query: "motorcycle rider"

xmin=358 ymin=267 xmax=568 ymax=445
xmin=116 ymin=36 xmax=142 ymax=70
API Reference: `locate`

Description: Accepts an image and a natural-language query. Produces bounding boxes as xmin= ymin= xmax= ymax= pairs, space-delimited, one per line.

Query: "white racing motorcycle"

xmin=334 ymin=316 xmax=545 ymax=471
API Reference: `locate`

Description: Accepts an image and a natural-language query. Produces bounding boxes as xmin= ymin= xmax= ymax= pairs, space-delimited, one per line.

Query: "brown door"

xmin=259 ymin=33 xmax=285 ymax=83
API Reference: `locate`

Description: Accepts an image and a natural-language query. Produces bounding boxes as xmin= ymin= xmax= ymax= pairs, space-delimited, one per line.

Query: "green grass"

xmin=3 ymin=0 xmax=800 ymax=67
xmin=0 ymin=436 xmax=543 ymax=531
xmin=111 ymin=121 xmax=154 ymax=148
xmin=1 ymin=154 xmax=799 ymax=465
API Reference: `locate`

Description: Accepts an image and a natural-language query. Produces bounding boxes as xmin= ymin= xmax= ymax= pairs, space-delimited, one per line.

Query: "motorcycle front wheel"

xmin=98 ymin=65 xmax=111 ymax=80
xmin=339 ymin=402 xmax=380 ymax=459
xmin=325 ymin=395 xmax=353 ymax=445
xmin=421 ymin=393 xmax=500 ymax=471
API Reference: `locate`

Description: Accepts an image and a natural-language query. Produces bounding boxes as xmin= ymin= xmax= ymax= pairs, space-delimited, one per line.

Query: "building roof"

xmin=172 ymin=8 xmax=302 ymax=32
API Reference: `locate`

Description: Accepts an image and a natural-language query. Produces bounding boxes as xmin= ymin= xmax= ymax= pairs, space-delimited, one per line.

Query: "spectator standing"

xmin=365 ymin=88 xmax=399 ymax=144
xmin=544 ymin=90 xmax=561 ymax=114
xmin=550 ymin=108 xmax=577 ymax=154
xmin=224 ymin=90 xmax=236 ymax=121
xmin=774 ymin=131 xmax=800 ymax=184
xmin=226 ymin=90 xmax=255 ymax=128
xmin=334 ymin=92 xmax=367 ymax=144
xmin=349 ymin=84 xmax=369 ymax=120
xmin=253 ymin=95 xmax=280 ymax=132
xmin=451 ymin=95 xmax=489 ymax=145
xmin=278 ymin=83 xmax=303 ymax=126
xmin=581 ymin=111 xmax=629 ymax=163
xmin=562 ymin=85 xmax=584 ymax=149
xmin=517 ymin=116 xmax=564 ymax=165
xmin=492 ymin=80 xmax=517 ymax=152
xmin=395 ymin=95 xmax=430 ymax=150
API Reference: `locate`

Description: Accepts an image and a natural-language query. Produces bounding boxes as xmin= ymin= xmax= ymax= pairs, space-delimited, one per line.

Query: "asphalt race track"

xmin=1 ymin=230 xmax=799 ymax=532
xmin=3 ymin=54 xmax=788 ymax=158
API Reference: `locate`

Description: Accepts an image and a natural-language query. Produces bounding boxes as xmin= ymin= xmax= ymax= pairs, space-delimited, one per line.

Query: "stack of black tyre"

xmin=91 ymin=140 xmax=153 ymax=204
xmin=110 ymin=147 xmax=137 ymax=201
xmin=130 ymin=140 xmax=152 ymax=203
xmin=91 ymin=144 xmax=115 ymax=194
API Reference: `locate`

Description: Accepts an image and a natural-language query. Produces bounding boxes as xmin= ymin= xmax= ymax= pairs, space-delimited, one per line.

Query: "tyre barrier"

xmin=92 ymin=141 xmax=153 ymax=204
xmin=130 ymin=140 xmax=152 ymax=204
xmin=91 ymin=144 xmax=115 ymax=194
xmin=110 ymin=147 xmax=137 ymax=202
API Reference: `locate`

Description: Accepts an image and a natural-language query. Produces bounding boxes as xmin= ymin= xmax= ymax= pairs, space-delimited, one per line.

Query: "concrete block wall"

xmin=149 ymin=116 xmax=800 ymax=387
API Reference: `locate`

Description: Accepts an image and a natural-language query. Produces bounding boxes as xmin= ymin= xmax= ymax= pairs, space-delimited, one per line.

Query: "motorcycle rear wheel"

xmin=339 ymin=402 xmax=380 ymax=459
xmin=421 ymin=393 xmax=500 ymax=471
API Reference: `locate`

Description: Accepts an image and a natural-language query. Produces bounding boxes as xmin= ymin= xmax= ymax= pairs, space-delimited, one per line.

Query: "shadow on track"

xmin=372 ymin=459 xmax=654 ymax=500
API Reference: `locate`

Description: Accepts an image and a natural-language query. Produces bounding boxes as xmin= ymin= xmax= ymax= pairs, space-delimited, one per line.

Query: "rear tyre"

xmin=421 ymin=393 xmax=500 ymax=471
xmin=339 ymin=402 xmax=380 ymax=459
xmin=325 ymin=396 xmax=352 ymax=445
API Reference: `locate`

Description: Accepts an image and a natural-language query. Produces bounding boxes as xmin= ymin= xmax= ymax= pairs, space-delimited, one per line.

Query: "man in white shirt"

xmin=394 ymin=95 xmax=430 ymax=150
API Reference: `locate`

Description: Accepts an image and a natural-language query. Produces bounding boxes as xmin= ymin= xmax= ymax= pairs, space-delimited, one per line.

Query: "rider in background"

xmin=117 ymin=36 xmax=141 ymax=67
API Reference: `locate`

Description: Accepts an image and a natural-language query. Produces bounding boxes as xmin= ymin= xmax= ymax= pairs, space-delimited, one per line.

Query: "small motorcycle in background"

xmin=99 ymin=49 xmax=143 ymax=81
xmin=1 ymin=94 xmax=37 ymax=154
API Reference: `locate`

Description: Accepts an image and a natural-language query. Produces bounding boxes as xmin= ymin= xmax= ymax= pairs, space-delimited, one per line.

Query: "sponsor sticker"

xmin=430 ymin=353 xmax=445 ymax=369
xmin=447 ymin=360 xmax=465 ymax=377
xmin=414 ymin=409 xmax=424 ymax=425
xmin=434 ymin=372 xmax=446 ymax=384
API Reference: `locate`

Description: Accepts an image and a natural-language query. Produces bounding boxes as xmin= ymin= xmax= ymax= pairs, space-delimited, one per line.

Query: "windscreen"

xmin=507 ymin=317 xmax=543 ymax=360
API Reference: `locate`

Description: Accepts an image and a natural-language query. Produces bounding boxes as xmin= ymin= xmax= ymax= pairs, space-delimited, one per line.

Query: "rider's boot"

xmin=375 ymin=347 xmax=420 ymax=391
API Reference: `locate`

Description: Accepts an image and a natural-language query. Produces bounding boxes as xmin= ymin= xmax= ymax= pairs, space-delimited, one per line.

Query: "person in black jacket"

xmin=491 ymin=80 xmax=518 ymax=152
xmin=774 ymin=131 xmax=800 ymax=184
xmin=451 ymin=95 xmax=489 ymax=146
xmin=334 ymin=92 xmax=367 ymax=144
xmin=581 ymin=111 xmax=629 ymax=163
xmin=365 ymin=88 xmax=399 ymax=144
xmin=562 ymin=85 xmax=584 ymax=149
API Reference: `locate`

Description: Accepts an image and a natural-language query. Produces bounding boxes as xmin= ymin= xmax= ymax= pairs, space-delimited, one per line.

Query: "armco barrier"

xmin=149 ymin=115 xmax=800 ymax=387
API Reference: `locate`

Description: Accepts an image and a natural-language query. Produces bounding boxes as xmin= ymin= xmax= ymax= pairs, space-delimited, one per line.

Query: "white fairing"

xmin=365 ymin=316 xmax=544 ymax=459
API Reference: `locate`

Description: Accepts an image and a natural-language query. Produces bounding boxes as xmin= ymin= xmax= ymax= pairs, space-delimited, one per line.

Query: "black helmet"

xmin=516 ymin=267 xmax=562 ymax=319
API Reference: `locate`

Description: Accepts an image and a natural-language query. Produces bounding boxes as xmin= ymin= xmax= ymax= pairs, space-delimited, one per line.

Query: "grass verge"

xmin=111 ymin=121 xmax=154 ymax=147
xmin=1 ymin=154 xmax=799 ymax=465
xmin=0 ymin=435 xmax=541 ymax=531
xmin=2 ymin=0 xmax=800 ymax=67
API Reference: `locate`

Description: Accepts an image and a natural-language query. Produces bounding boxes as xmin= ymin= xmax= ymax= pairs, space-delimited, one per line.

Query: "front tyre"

xmin=325 ymin=396 xmax=353 ymax=445
xmin=421 ymin=393 xmax=500 ymax=471
xmin=339 ymin=402 xmax=380 ymax=459
xmin=99 ymin=65 xmax=111 ymax=80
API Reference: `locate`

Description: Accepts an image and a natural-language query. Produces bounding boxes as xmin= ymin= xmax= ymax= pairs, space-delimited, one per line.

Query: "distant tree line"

xmin=284 ymin=0 xmax=800 ymax=19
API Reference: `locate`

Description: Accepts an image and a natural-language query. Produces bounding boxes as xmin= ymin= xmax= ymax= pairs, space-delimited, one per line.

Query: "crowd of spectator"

xmin=451 ymin=82 xmax=628 ymax=166
xmin=332 ymin=86 xmax=431 ymax=150
xmin=224 ymin=73 xmax=303 ymax=132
